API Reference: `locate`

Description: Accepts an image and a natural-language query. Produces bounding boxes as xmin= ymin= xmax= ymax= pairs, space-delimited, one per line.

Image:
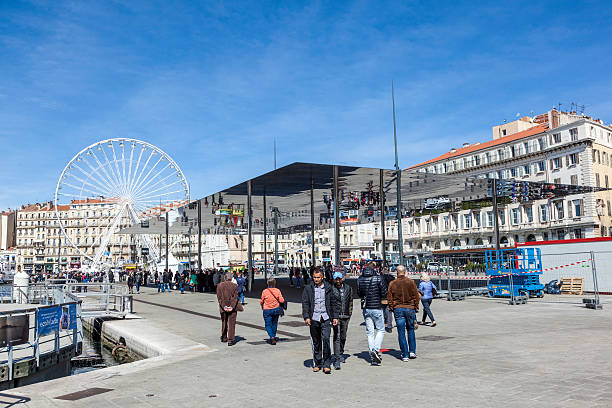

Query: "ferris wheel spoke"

xmin=77 ymin=155 xmax=120 ymax=197
xmin=132 ymin=162 xmax=172 ymax=198
xmin=120 ymin=142 xmax=127 ymax=194
xmin=88 ymin=149 xmax=121 ymax=196
xmin=126 ymin=143 xmax=136 ymax=196
xmin=109 ymin=143 xmax=125 ymax=196
xmin=66 ymin=166 xmax=114 ymax=198
xmin=134 ymin=179 xmax=184 ymax=203
xmin=60 ymin=181 xmax=107 ymax=198
xmin=127 ymin=146 xmax=146 ymax=193
xmin=91 ymin=205 xmax=127 ymax=267
xmin=129 ymin=149 xmax=155 ymax=196
xmin=131 ymin=155 xmax=164 ymax=197
xmin=84 ymin=212 xmax=118 ymax=253
xmin=91 ymin=212 xmax=125 ymax=253
xmin=99 ymin=145 xmax=124 ymax=195
xmin=133 ymin=165 xmax=175 ymax=198
xmin=136 ymin=189 xmax=187 ymax=202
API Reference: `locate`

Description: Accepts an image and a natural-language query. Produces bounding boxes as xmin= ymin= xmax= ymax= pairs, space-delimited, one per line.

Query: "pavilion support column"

xmin=310 ymin=173 xmax=316 ymax=268
xmin=165 ymin=214 xmax=169 ymax=273
xmin=380 ymin=169 xmax=387 ymax=264
xmin=247 ymin=180 xmax=253 ymax=293
xmin=263 ymin=188 xmax=267 ymax=281
xmin=197 ymin=200 xmax=202 ymax=271
xmin=273 ymin=209 xmax=279 ymax=275
xmin=333 ymin=165 xmax=340 ymax=266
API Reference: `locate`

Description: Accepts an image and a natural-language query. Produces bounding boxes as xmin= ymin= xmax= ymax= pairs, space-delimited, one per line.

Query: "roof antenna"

xmin=274 ymin=136 xmax=277 ymax=170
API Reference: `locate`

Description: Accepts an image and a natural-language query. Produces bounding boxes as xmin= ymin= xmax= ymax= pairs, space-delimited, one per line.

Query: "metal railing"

xmin=0 ymin=283 xmax=57 ymax=305
xmin=61 ymin=282 xmax=132 ymax=317
xmin=0 ymin=289 xmax=83 ymax=383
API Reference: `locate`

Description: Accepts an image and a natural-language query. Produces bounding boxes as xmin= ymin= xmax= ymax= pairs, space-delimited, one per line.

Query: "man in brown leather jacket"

xmin=217 ymin=272 xmax=242 ymax=346
xmin=387 ymin=265 xmax=420 ymax=361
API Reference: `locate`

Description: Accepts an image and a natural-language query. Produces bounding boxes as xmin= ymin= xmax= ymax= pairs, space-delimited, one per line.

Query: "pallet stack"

xmin=561 ymin=277 xmax=584 ymax=295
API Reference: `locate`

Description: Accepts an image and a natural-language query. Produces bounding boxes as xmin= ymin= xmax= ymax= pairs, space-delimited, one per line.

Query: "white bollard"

xmin=12 ymin=270 xmax=30 ymax=304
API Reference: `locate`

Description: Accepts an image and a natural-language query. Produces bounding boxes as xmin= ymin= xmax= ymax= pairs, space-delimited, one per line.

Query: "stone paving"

xmin=7 ymin=281 xmax=612 ymax=407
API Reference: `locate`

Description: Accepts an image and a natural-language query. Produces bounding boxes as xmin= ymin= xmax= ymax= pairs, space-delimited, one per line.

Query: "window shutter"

xmin=549 ymin=160 xmax=553 ymax=170
xmin=566 ymin=156 xmax=570 ymax=166
xmin=576 ymin=154 xmax=579 ymax=164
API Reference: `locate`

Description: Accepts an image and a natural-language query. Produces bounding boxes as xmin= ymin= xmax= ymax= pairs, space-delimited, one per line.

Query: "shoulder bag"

xmin=267 ymin=289 xmax=287 ymax=316
xmin=431 ymin=282 xmax=438 ymax=298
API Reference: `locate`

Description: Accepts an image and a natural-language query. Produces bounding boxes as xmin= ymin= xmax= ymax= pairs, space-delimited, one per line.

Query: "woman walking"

xmin=260 ymin=277 xmax=285 ymax=345
xmin=418 ymin=272 xmax=437 ymax=327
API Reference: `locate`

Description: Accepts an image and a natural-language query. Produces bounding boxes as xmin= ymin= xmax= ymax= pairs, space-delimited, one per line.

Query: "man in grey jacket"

xmin=302 ymin=269 xmax=339 ymax=374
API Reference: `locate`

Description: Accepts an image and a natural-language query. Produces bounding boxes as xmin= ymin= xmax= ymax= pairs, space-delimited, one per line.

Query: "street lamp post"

xmin=188 ymin=225 xmax=192 ymax=271
xmin=272 ymin=207 xmax=279 ymax=275
xmin=392 ymin=81 xmax=404 ymax=267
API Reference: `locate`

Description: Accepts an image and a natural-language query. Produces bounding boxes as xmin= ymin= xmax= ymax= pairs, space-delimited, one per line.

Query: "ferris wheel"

xmin=54 ymin=138 xmax=189 ymax=271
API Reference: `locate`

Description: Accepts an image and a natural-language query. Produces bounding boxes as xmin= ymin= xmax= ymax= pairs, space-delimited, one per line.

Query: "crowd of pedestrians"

xmin=96 ymin=261 xmax=439 ymax=373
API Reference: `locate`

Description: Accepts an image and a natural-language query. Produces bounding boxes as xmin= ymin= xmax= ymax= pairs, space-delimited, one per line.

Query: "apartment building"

xmin=401 ymin=108 xmax=612 ymax=256
xmin=15 ymin=199 xmax=134 ymax=273
xmin=0 ymin=210 xmax=16 ymax=250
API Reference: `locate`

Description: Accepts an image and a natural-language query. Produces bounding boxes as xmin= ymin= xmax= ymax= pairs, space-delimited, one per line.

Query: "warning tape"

xmin=409 ymin=273 xmax=488 ymax=280
xmin=534 ymin=260 xmax=590 ymax=273
xmin=409 ymin=260 xmax=591 ymax=280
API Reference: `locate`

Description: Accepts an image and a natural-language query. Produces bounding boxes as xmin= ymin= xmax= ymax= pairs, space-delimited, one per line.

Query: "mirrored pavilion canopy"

xmin=118 ymin=161 xmax=606 ymax=236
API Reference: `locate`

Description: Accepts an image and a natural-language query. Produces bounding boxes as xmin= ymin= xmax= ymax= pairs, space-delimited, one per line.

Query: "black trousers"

xmin=310 ymin=318 xmax=332 ymax=369
xmin=332 ymin=317 xmax=350 ymax=359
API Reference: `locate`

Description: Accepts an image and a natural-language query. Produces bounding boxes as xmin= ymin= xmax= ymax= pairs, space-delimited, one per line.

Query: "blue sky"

xmin=1 ymin=1 xmax=611 ymax=210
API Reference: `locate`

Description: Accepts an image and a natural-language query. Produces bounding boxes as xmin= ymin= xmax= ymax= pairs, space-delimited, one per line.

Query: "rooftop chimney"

xmin=462 ymin=143 xmax=470 ymax=148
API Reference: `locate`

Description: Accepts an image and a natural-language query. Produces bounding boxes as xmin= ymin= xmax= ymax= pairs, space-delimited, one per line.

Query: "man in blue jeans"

xmin=387 ymin=265 xmax=421 ymax=361
xmin=357 ymin=262 xmax=388 ymax=365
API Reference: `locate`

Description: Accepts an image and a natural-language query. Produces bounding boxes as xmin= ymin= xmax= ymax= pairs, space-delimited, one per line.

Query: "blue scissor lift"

xmin=485 ymin=248 xmax=544 ymax=298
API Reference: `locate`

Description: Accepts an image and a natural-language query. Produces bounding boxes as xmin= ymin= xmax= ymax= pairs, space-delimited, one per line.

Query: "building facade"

xmin=0 ymin=210 xmax=16 ymax=250
xmin=15 ymin=199 xmax=134 ymax=273
xmin=402 ymin=108 xmax=612 ymax=257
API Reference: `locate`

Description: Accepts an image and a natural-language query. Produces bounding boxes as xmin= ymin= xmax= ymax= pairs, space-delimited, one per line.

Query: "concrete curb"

xmin=83 ymin=316 xmax=213 ymax=358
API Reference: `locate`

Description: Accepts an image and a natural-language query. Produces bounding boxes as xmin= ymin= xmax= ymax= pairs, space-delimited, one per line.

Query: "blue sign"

xmin=69 ymin=304 xmax=77 ymax=330
xmin=60 ymin=304 xmax=77 ymax=331
xmin=37 ymin=306 xmax=61 ymax=337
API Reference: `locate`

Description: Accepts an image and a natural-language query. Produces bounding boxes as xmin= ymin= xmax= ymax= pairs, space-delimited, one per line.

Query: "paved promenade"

xmin=7 ymin=281 xmax=612 ymax=407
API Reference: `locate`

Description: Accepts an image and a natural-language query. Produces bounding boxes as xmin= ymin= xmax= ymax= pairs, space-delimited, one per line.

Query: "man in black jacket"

xmin=331 ymin=271 xmax=353 ymax=370
xmin=302 ymin=269 xmax=339 ymax=374
xmin=163 ymin=270 xmax=171 ymax=292
xmin=357 ymin=262 xmax=388 ymax=365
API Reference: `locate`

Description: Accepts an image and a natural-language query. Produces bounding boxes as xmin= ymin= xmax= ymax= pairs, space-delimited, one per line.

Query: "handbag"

xmin=267 ymin=289 xmax=286 ymax=316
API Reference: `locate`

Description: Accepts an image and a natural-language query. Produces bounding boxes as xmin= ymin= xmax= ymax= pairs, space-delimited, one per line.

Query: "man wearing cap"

xmin=331 ymin=271 xmax=353 ymax=370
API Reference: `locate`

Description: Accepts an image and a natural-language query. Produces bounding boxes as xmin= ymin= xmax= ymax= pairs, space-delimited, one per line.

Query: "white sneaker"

xmin=409 ymin=352 xmax=417 ymax=359
xmin=402 ymin=357 xmax=410 ymax=362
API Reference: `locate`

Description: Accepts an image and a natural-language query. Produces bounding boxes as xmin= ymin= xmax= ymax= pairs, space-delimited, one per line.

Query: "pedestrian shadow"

xmin=353 ymin=349 xmax=403 ymax=362
xmin=0 ymin=392 xmax=30 ymax=406
xmin=303 ymin=359 xmax=314 ymax=368
xmin=380 ymin=348 xmax=403 ymax=360
xmin=353 ymin=351 xmax=371 ymax=363
xmin=233 ymin=335 xmax=246 ymax=344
